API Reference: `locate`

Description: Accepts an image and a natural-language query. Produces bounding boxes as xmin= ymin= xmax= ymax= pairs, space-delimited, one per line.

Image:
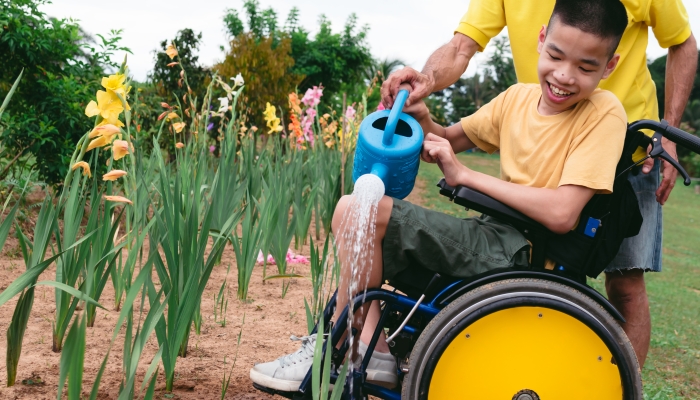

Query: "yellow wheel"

xmin=402 ymin=279 xmax=642 ymax=399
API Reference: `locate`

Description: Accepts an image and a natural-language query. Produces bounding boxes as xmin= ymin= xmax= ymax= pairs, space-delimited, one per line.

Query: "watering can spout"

xmin=370 ymin=163 xmax=389 ymax=182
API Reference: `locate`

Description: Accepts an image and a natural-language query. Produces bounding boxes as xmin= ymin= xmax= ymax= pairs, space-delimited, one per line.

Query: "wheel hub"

xmin=513 ymin=389 xmax=540 ymax=400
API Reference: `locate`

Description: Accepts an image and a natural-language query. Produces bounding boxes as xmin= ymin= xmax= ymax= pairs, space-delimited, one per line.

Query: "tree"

xmin=149 ymin=28 xmax=209 ymax=99
xmin=216 ymin=33 xmax=301 ymax=129
xmin=0 ymin=0 xmax=127 ymax=185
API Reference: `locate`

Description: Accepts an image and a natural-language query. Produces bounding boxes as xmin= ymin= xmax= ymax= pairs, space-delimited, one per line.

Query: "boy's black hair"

xmin=547 ymin=0 xmax=628 ymax=57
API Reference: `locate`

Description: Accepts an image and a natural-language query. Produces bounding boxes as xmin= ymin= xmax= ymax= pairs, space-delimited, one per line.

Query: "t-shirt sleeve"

xmin=454 ymin=0 xmax=506 ymax=52
xmin=645 ymin=0 xmax=692 ymax=48
xmin=559 ymin=112 xmax=627 ymax=194
xmin=460 ymin=87 xmax=510 ymax=154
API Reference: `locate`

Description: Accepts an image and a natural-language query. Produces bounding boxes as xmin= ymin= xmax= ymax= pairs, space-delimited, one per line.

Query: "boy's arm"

xmin=423 ymin=133 xmax=594 ymax=234
xmin=404 ymin=101 xmax=477 ymax=153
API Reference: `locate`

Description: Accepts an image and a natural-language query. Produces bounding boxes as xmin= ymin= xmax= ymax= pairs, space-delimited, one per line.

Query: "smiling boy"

xmin=250 ymin=0 xmax=630 ymax=391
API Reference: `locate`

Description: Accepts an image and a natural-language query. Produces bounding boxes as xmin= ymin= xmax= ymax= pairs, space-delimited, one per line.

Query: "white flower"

xmin=218 ymin=97 xmax=229 ymax=113
xmin=230 ymin=73 xmax=244 ymax=87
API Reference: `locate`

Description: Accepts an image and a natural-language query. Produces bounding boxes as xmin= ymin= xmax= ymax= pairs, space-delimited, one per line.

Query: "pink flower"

xmin=305 ymin=107 xmax=317 ymax=119
xmin=301 ymin=114 xmax=315 ymax=146
xmin=345 ymin=105 xmax=356 ymax=121
xmin=301 ymin=86 xmax=323 ymax=107
xmin=209 ymin=145 xmax=216 ymax=153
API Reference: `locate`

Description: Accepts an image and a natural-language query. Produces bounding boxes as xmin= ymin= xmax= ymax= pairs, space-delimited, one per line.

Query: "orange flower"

xmin=175 ymin=142 xmax=185 ymax=149
xmin=71 ymin=161 xmax=91 ymax=177
xmin=165 ymin=44 xmax=178 ymax=60
xmin=89 ymin=124 xmax=121 ymax=139
xmin=288 ymin=113 xmax=303 ymax=139
xmin=112 ymin=140 xmax=130 ymax=160
xmin=104 ymin=195 xmax=132 ymax=204
xmin=172 ymin=122 xmax=186 ymax=133
xmin=102 ymin=169 xmax=127 ymax=181
xmin=87 ymin=135 xmax=112 ymax=152
xmin=288 ymin=93 xmax=302 ymax=114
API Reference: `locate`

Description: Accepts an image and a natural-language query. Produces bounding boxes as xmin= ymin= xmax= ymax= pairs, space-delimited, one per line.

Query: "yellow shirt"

xmin=461 ymin=84 xmax=627 ymax=194
xmin=456 ymin=0 xmax=691 ymax=125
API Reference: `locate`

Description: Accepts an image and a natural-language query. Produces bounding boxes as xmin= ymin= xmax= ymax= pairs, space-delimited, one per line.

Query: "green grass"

xmin=414 ymin=153 xmax=700 ymax=398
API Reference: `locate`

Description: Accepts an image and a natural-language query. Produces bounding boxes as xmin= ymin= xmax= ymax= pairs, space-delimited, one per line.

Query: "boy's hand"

xmin=402 ymin=100 xmax=431 ymax=124
xmin=421 ymin=133 xmax=470 ymax=186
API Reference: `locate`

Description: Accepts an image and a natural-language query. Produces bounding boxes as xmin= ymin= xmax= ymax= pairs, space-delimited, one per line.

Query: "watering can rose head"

xmin=352 ymin=88 xmax=423 ymax=199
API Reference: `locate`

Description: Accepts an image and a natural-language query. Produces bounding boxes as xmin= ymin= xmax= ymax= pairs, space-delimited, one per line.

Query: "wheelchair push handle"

xmin=627 ymin=119 xmax=700 ymax=186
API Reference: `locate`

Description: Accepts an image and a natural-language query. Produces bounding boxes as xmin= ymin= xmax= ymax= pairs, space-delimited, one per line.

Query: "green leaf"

xmin=34 ymin=281 xmax=105 ymax=310
xmin=263 ymin=273 xmax=306 ymax=281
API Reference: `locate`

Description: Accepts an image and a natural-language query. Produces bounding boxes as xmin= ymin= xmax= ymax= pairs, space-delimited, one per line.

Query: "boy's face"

xmin=537 ymin=18 xmax=620 ymax=115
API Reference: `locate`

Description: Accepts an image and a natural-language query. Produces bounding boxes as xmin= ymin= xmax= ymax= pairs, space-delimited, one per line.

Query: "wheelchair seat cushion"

xmin=382 ymin=198 xmax=530 ymax=282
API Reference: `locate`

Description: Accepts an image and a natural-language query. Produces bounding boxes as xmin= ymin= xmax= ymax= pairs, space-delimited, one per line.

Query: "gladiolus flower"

xmin=167 ymin=112 xmax=179 ymax=120
xmin=87 ymin=135 xmax=112 ymax=152
xmin=167 ymin=62 xmax=179 ymax=67
xmin=231 ymin=73 xmax=244 ymax=87
xmin=71 ymin=161 xmax=91 ymax=177
xmin=158 ymin=111 xmax=168 ymax=121
xmin=85 ymin=90 xmax=124 ymax=125
xmin=112 ymin=140 xmax=130 ymax=160
xmin=263 ymin=102 xmax=283 ymax=134
xmin=89 ymin=124 xmax=121 ymax=139
xmin=172 ymin=122 xmax=186 ymax=133
xmin=218 ymin=97 xmax=229 ymax=113
xmin=104 ymin=195 xmax=132 ymax=205
xmin=165 ymin=44 xmax=178 ymax=59
xmin=101 ymin=73 xmax=128 ymax=97
xmin=175 ymin=142 xmax=185 ymax=149
xmin=301 ymin=86 xmax=323 ymax=107
xmin=102 ymin=169 xmax=127 ymax=181
xmin=161 ymin=102 xmax=171 ymax=108
xmin=345 ymin=105 xmax=356 ymax=121
xmin=209 ymin=145 xmax=216 ymax=153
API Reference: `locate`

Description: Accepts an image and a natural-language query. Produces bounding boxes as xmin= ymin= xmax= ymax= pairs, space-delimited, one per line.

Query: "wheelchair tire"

xmin=402 ymin=278 xmax=642 ymax=400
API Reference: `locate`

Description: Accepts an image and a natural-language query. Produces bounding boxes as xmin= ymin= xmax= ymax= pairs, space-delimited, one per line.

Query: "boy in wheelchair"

xmin=251 ymin=0 xmax=632 ymax=393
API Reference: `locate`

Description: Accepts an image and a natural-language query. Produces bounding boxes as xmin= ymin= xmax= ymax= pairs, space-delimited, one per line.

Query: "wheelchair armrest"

xmin=437 ymin=178 xmax=549 ymax=234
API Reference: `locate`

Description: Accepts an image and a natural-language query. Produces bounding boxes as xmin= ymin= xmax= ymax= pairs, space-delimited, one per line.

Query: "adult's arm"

xmin=380 ymin=34 xmax=480 ymax=108
xmin=643 ymin=32 xmax=697 ymax=205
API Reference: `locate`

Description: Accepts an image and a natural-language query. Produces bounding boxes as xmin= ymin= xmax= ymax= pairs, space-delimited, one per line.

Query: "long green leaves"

xmin=231 ymin=198 xmax=263 ymax=300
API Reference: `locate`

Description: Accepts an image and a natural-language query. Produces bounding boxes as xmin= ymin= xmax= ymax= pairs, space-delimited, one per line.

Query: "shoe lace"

xmin=278 ymin=334 xmax=320 ymax=367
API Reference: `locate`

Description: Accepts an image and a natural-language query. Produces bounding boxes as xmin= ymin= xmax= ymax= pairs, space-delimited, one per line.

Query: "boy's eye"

xmin=579 ymin=67 xmax=593 ymax=73
xmin=548 ymin=53 xmax=561 ymax=61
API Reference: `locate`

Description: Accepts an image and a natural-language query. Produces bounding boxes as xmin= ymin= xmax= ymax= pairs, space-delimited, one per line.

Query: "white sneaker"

xmin=250 ymin=334 xmax=318 ymax=392
xmin=250 ymin=335 xmax=399 ymax=392
xmin=359 ymin=340 xmax=398 ymax=389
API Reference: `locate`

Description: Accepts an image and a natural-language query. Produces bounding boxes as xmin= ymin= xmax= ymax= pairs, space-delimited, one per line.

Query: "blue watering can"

xmin=352 ymin=87 xmax=423 ymax=199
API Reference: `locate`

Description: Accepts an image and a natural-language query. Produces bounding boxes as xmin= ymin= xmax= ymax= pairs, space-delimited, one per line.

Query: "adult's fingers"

xmin=656 ymin=160 xmax=678 ymax=205
xmin=642 ymin=144 xmax=654 ymax=174
xmin=380 ymin=67 xmax=432 ymax=109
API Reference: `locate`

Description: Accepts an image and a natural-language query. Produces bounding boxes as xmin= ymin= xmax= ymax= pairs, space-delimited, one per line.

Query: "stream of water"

xmin=336 ymin=173 xmax=385 ymax=395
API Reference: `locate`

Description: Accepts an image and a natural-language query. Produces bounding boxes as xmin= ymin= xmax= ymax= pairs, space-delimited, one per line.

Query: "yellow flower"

xmin=263 ymin=102 xmax=282 ymax=135
xmin=89 ymin=124 xmax=121 ymax=139
xmin=172 ymin=122 xmax=186 ymax=133
xmin=71 ymin=161 xmax=91 ymax=177
xmin=112 ymin=140 xmax=130 ymax=160
xmin=166 ymin=44 xmax=178 ymax=60
xmin=104 ymin=195 xmax=132 ymax=205
xmin=167 ymin=112 xmax=179 ymax=120
xmin=86 ymin=135 xmax=113 ymax=152
xmin=85 ymin=90 xmax=124 ymax=124
xmin=101 ymin=73 xmax=127 ymax=97
xmin=175 ymin=142 xmax=185 ymax=149
xmin=102 ymin=169 xmax=127 ymax=181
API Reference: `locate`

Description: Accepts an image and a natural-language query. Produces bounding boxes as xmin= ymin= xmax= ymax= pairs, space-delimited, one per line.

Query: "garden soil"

xmin=0 ymin=183 xmax=427 ymax=400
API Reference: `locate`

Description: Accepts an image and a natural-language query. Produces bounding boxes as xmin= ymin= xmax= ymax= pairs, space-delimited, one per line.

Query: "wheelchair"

xmin=254 ymin=120 xmax=700 ymax=399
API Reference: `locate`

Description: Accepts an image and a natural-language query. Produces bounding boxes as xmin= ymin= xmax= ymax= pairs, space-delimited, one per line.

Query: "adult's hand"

xmin=651 ymin=32 xmax=698 ymax=205
xmin=641 ymin=139 xmax=678 ymax=205
xmin=381 ymin=67 xmax=434 ymax=110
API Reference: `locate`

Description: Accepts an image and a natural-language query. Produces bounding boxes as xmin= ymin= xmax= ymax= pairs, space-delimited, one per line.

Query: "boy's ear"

xmin=537 ymin=25 xmax=547 ymax=53
xmin=602 ymin=54 xmax=621 ymax=79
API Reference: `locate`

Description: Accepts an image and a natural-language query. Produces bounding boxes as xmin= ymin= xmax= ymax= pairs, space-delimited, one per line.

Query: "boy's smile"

xmin=536 ymin=18 xmax=620 ymax=115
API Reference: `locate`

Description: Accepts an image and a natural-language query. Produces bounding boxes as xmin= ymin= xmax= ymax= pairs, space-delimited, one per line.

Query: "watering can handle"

xmin=382 ymin=84 xmax=412 ymax=146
